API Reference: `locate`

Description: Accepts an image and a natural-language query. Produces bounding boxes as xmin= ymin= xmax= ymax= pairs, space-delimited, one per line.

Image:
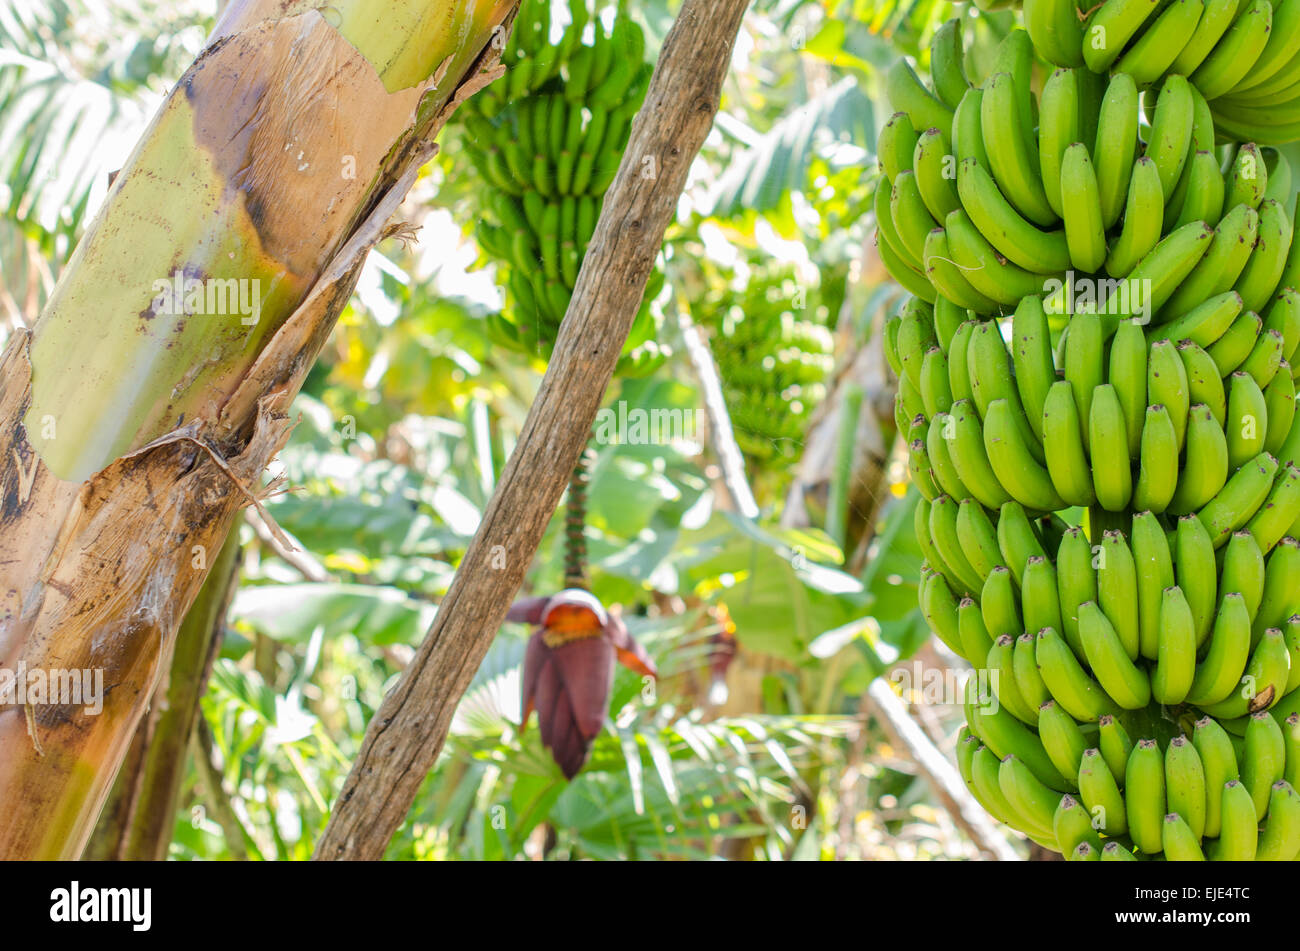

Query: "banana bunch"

xmin=878 ymin=26 xmax=1300 ymax=312
xmin=938 ymin=508 xmax=1300 ymax=859
xmin=699 ymin=262 xmax=835 ymax=467
xmin=948 ymin=0 xmax=1300 ymax=143
xmin=458 ymin=0 xmax=663 ymax=370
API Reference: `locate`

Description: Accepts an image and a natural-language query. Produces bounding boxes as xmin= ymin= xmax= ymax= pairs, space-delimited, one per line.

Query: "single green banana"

xmin=1178 ymin=339 xmax=1228 ymax=428
xmin=1099 ymin=715 xmax=1134 ymax=782
xmin=927 ymin=413 xmax=971 ymax=501
xmin=886 ymin=59 xmax=955 ymax=141
xmin=1093 ymin=73 xmax=1139 ymax=229
xmin=1012 ymin=296 xmax=1059 ymax=444
xmin=981 ymin=566 xmax=1024 ymax=640
xmin=1113 ymin=0 xmax=1205 ymax=86
xmin=1126 ymin=738 xmax=1168 ymax=854
xmin=1079 ymin=746 xmax=1128 ymax=836
xmin=1025 ymin=0 xmax=1086 ymax=68
xmin=1210 ymin=779 xmax=1259 ymax=860
xmin=997 ymin=501 xmax=1048 ymax=585
xmin=1237 ymin=199 xmax=1295 ymax=315
xmin=1162 ymin=812 xmax=1207 ymax=860
xmin=1189 ymin=593 xmax=1254 ymax=706
xmin=1256 ymin=780 xmax=1300 ymax=860
xmin=981 ymin=72 xmax=1057 ymax=227
xmin=1165 ymin=734 xmax=1209 ymax=840
xmin=1080 ymin=600 xmax=1151 ymax=708
xmin=1110 ymin=319 xmax=1148 ymax=458
xmin=1106 ymin=156 xmax=1165 ymax=279
xmin=1064 ymin=314 xmax=1105 ymax=452
xmin=1263 ymin=372 xmax=1297 ymax=457
xmin=1057 ymin=525 xmax=1100 ymax=655
xmin=1043 ymin=381 xmax=1096 ymax=508
xmin=1054 ymin=794 xmax=1103 ymax=858
xmin=1171 ymin=0 xmax=1240 ymax=76
xmin=959 ymin=594 xmax=997 ymax=665
xmin=1243 ymin=709 xmax=1286 ymax=816
xmin=1147 ymin=338 xmax=1190 ymax=451
xmin=919 ymin=346 xmax=954 ymax=418
xmin=1023 ymin=555 xmax=1066 ymax=641
xmin=1145 ymin=75 xmax=1196 ymax=199
xmin=1038 ymin=67 xmax=1081 ymax=217
xmin=1097 ymin=528 xmax=1143 ymax=660
xmin=1059 ymin=145 xmax=1108 ymax=276
xmin=999 ymin=754 xmax=1067 ymax=843
xmin=1135 ymin=405 xmax=1180 ymax=513
xmin=913 ymin=128 xmax=961 ymax=222
xmin=1194 ymin=715 xmax=1241 ymax=838
xmin=1173 ymin=150 xmax=1226 ymax=230
xmin=1015 ymin=632 xmax=1053 ymax=711
xmin=1177 ymin=513 xmax=1221 ymax=645
xmin=1208 ymin=310 xmax=1264 ymax=379
xmin=959 ymin=159 xmax=1072 ymax=273
xmin=1154 ymin=585 xmax=1197 ymax=704
xmin=957 ymin=497 xmax=1007 ymax=579
xmin=1227 ymin=372 xmax=1270 ymax=470
xmin=924 ymin=228 xmax=1000 ymax=314
xmin=1090 ymin=385 xmax=1135 ymax=512
xmin=1220 ymin=530 xmax=1267 ymax=628
xmin=928 ymin=18 xmax=970 ymax=110
xmin=1240 ymin=329 xmax=1286 ymax=392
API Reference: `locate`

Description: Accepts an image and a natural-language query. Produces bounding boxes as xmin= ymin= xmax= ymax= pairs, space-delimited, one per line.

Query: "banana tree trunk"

xmin=0 ymin=0 xmax=515 ymax=860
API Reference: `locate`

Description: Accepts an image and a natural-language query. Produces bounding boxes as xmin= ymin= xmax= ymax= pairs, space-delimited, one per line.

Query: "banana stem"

xmin=563 ymin=444 xmax=596 ymax=590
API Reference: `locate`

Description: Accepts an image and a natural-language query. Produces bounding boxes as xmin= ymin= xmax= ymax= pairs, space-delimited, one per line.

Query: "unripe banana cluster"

xmin=882 ymin=17 xmax=1300 ymax=858
xmin=698 ymin=263 xmax=834 ymax=466
xmin=459 ymin=0 xmax=664 ymax=370
xmin=879 ymin=26 xmax=1298 ymax=310
xmin=957 ymin=0 xmax=1300 ymax=144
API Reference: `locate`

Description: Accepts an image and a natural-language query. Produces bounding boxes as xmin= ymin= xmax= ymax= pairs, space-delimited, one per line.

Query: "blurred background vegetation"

xmin=0 ymin=0 xmax=1032 ymax=859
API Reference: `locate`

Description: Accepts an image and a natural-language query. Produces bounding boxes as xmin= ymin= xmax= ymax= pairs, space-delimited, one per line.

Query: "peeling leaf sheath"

xmin=25 ymin=0 xmax=512 ymax=483
xmin=0 ymin=0 xmax=514 ymax=859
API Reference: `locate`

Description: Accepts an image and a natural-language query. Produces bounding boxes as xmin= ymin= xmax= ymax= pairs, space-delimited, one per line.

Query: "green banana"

xmin=1177 ymin=513 xmax=1221 ymax=645
xmin=949 ymin=399 xmax=1014 ymax=509
xmin=981 ymin=567 xmax=1024 ymax=640
xmin=1162 ymin=812 xmax=1206 ymax=859
xmin=957 ymin=497 xmax=1007 ymax=579
xmin=928 ymin=18 xmax=970 ymax=110
xmin=1190 ymin=0 xmax=1272 ymax=100
xmin=1064 ymin=314 xmax=1105 ymax=452
xmin=958 ymin=159 xmax=1072 ymax=273
xmin=1165 ymin=734 xmax=1209 ymax=840
xmin=1093 ymin=73 xmax=1140 ymax=229
xmin=1043 ymin=381 xmax=1096 ymax=508
xmin=1147 ymin=338 xmax=1190 ymax=451
xmin=1256 ymin=780 xmax=1300 ymax=860
xmin=1134 ymin=404 xmax=1179 ymax=513
xmin=1196 ymin=450 xmax=1278 ymax=547
xmin=1083 ymin=0 xmax=1163 ymax=73
xmin=1038 ymin=68 xmax=1081 ymax=218
xmin=1057 ymin=525 xmax=1100 ymax=655
xmin=1090 ymin=384 xmax=1135 ymax=512
xmin=1178 ymin=339 xmax=1228 ymax=428
xmin=1036 ymin=625 xmax=1121 ymax=722
xmin=1188 ymin=593 xmax=1253 ymax=706
xmin=886 ymin=60 xmax=955 ymax=142
xmin=1080 ymin=600 xmax=1151 ymax=709
xmin=1162 ymin=205 xmax=1259 ymax=319
xmin=1106 ymin=156 xmax=1165 ymax=279
xmin=1199 ymin=627 xmax=1291 ymax=718
xmin=981 ymin=71 xmax=1057 ymax=227
xmin=985 ymin=398 xmax=1065 ymax=512
xmin=1079 ymin=746 xmax=1128 ymax=836
xmin=1099 ymin=714 xmax=1134 ymax=782
xmin=1015 ymin=632 xmax=1052 ymax=711
xmin=914 ymin=128 xmax=961 ymax=222
xmin=1219 ymin=530 xmax=1266 ymax=626
xmin=1194 ymin=715 xmax=1241 ymax=838
xmin=960 ymin=594 xmax=997 ymax=665
xmin=1243 ymin=709 xmax=1286 ymax=817
xmin=1060 ymin=144 xmax=1109 ymax=274
xmin=1110 ymin=319 xmax=1149 ymax=458
xmin=1247 ymin=462 xmax=1300 ymax=553
xmin=1154 ymin=585 xmax=1197 ymax=704
xmin=988 ymin=635 xmax=1041 ymax=724
xmin=1125 ymin=738 xmax=1167 ymax=854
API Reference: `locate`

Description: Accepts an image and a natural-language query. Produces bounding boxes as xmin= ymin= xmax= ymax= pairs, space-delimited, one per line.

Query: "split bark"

xmin=314 ymin=0 xmax=754 ymax=860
